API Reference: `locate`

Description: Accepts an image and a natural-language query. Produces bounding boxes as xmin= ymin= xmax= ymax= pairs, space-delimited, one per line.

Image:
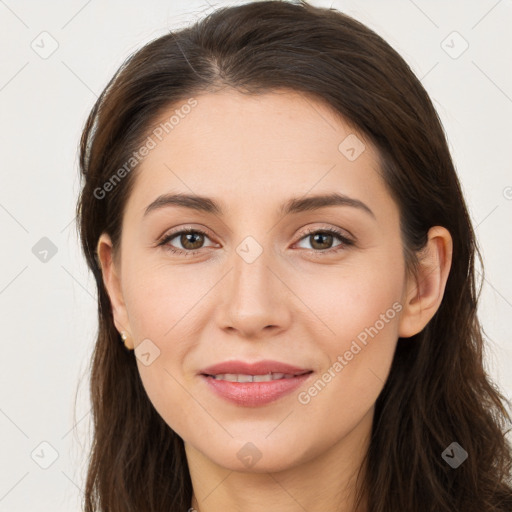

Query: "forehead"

xmin=125 ymin=90 xmax=392 ymax=221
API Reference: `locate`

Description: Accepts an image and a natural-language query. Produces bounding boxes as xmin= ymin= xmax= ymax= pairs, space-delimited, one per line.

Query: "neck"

xmin=186 ymin=407 xmax=372 ymax=512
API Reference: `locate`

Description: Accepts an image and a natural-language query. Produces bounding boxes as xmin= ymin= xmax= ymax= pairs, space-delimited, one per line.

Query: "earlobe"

xmin=398 ymin=226 xmax=453 ymax=338
xmin=96 ymin=233 xmax=134 ymax=349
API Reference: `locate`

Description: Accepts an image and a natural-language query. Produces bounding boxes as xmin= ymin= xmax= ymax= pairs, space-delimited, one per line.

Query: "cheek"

xmin=122 ymin=268 xmax=199 ymax=433
xmin=122 ymin=257 xmax=213 ymax=342
xmin=292 ymin=253 xmax=404 ymax=342
xmin=291 ymin=255 xmax=403 ymax=407
xmin=121 ymin=260 xmax=217 ymax=433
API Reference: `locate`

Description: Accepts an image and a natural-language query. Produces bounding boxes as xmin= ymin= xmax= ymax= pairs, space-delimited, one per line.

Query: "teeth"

xmin=253 ymin=374 xmax=275 ymax=382
xmin=211 ymin=372 xmax=293 ymax=382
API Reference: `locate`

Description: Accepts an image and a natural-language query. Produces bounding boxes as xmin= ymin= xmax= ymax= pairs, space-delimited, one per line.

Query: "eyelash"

xmin=157 ymin=226 xmax=354 ymax=257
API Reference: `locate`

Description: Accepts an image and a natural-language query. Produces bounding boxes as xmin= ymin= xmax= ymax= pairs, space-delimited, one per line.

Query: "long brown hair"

xmin=75 ymin=1 xmax=512 ymax=510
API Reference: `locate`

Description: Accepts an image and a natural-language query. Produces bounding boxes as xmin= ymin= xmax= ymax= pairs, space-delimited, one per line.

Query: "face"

xmin=102 ymin=90 xmax=413 ymax=473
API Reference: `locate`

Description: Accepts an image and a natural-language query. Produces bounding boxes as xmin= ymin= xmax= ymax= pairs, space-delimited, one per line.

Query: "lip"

xmin=199 ymin=359 xmax=313 ymax=407
xmin=199 ymin=359 xmax=311 ymax=376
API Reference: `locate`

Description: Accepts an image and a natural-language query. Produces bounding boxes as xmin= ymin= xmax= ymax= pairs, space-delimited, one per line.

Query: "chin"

xmin=197 ymin=437 xmax=312 ymax=474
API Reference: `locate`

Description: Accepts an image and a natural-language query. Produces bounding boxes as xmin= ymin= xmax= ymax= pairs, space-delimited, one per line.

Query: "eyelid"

xmin=296 ymin=224 xmax=354 ymax=243
xmin=158 ymin=223 xmax=355 ymax=255
xmin=157 ymin=225 xmax=218 ymax=250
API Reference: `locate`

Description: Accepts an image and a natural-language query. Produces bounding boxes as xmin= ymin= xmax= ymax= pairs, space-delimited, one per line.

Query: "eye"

xmin=157 ymin=226 xmax=354 ymax=257
xmin=295 ymin=227 xmax=354 ymax=253
xmin=158 ymin=228 xmax=216 ymax=256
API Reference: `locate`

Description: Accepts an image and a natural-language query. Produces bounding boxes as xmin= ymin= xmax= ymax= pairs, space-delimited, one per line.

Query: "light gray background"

xmin=1 ymin=1 xmax=511 ymax=510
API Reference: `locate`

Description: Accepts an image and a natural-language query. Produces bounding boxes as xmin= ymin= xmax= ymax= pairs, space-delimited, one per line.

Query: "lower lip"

xmin=201 ymin=373 xmax=313 ymax=407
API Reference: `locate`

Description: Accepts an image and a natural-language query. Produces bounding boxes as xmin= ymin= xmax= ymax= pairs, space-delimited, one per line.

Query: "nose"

xmin=215 ymin=246 xmax=292 ymax=340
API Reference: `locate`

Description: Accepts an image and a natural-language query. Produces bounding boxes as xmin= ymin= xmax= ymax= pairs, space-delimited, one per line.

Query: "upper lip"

xmin=200 ymin=360 xmax=312 ymax=376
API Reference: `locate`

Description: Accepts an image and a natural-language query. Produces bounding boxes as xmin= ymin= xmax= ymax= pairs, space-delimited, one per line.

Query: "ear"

xmin=398 ymin=226 xmax=453 ymax=338
xmin=96 ymin=233 xmax=134 ymax=349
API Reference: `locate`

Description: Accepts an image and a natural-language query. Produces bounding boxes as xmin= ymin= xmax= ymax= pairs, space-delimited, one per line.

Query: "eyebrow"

xmin=143 ymin=192 xmax=375 ymax=219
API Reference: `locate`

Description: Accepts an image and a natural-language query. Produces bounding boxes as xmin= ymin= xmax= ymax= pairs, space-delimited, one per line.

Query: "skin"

xmin=96 ymin=89 xmax=452 ymax=512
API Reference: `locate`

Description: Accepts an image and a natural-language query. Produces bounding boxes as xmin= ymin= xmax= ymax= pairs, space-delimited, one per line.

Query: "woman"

xmin=76 ymin=1 xmax=512 ymax=510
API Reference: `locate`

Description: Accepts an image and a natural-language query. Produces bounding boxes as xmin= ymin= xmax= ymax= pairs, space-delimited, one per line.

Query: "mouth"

xmin=202 ymin=371 xmax=312 ymax=382
xmin=198 ymin=360 xmax=314 ymax=407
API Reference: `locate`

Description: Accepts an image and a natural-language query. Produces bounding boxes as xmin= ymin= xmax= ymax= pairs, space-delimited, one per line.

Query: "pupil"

xmin=312 ymin=233 xmax=332 ymax=250
xmin=182 ymin=232 xmax=203 ymax=249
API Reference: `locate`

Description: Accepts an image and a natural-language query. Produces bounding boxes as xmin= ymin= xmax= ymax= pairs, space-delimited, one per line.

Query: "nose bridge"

xmin=230 ymin=238 xmax=275 ymax=308
xmin=218 ymin=234 xmax=290 ymax=336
